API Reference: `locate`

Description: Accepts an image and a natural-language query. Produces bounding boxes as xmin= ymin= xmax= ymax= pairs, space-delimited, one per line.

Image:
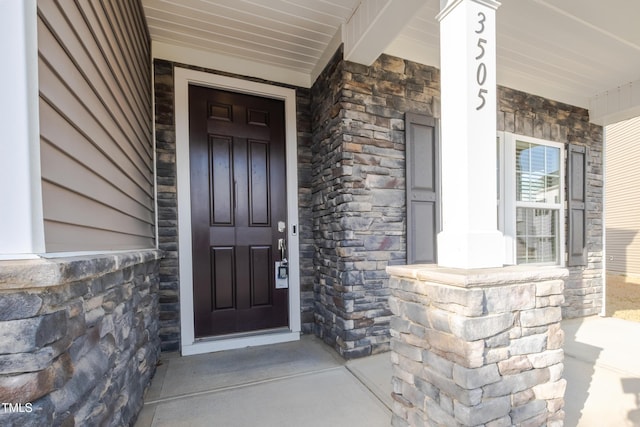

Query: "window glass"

xmin=498 ymin=134 xmax=565 ymax=266
xmin=516 ymin=141 xmax=561 ymax=205
xmin=516 ymin=208 xmax=557 ymax=263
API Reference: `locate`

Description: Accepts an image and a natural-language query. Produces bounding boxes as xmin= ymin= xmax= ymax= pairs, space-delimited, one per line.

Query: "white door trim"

xmin=174 ymin=67 xmax=301 ymax=356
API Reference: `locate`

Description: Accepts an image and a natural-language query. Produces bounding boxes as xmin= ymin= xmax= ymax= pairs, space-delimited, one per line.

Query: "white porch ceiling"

xmin=143 ymin=0 xmax=640 ymax=124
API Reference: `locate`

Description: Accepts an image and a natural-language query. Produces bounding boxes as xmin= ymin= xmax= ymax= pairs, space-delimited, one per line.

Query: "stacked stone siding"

xmin=388 ymin=265 xmax=568 ymax=426
xmin=0 ymin=250 xmax=162 ymax=427
xmin=310 ymin=47 xmax=440 ymax=358
xmin=152 ymin=49 xmax=603 ymax=357
xmin=154 ymin=60 xmax=181 ymax=352
xmin=296 ymin=87 xmax=316 ymax=330
xmin=497 ymin=87 xmax=604 ymax=318
xmin=153 ymin=60 xmax=315 ymax=347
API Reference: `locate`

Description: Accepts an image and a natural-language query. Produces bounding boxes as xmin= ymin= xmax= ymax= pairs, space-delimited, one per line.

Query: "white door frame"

xmin=174 ymin=67 xmax=301 ymax=356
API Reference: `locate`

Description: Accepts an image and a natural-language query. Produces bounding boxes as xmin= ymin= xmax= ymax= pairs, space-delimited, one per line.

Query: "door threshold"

xmin=195 ymin=327 xmax=291 ymax=343
xmin=181 ymin=328 xmax=300 ymax=356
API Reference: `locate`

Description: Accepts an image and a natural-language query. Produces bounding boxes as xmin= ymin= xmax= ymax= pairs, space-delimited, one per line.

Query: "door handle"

xmin=278 ymin=238 xmax=287 ymax=262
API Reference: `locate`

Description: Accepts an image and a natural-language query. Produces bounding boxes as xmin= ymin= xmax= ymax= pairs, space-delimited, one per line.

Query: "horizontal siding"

xmin=605 ymin=116 xmax=640 ymax=276
xmin=39 ymin=101 xmax=153 ymax=208
xmin=45 ymin=222 xmax=153 ymax=253
xmin=40 ymin=140 xmax=154 ymax=224
xmin=38 ymin=0 xmax=153 ymax=252
xmin=42 ymin=181 xmax=154 ymax=238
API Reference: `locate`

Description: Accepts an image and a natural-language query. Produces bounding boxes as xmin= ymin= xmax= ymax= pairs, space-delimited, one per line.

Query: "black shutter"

xmin=405 ymin=113 xmax=439 ymax=264
xmin=567 ymin=144 xmax=587 ymax=266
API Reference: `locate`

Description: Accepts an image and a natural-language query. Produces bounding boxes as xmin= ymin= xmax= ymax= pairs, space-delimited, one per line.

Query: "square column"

xmin=436 ymin=0 xmax=503 ymax=268
xmin=0 ymin=0 xmax=44 ymax=258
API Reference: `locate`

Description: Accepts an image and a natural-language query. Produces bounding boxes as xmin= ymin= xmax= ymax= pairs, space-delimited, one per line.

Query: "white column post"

xmin=0 ymin=0 xmax=45 ymax=258
xmin=436 ymin=0 xmax=503 ymax=269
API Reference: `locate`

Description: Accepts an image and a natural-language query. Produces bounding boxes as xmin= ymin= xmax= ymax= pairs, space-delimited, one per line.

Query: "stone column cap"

xmin=386 ymin=264 xmax=569 ymax=288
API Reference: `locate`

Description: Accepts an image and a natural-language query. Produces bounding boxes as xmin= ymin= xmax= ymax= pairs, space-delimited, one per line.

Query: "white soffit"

xmin=387 ymin=0 xmax=640 ymax=113
xmin=383 ymin=0 xmax=440 ymax=68
xmin=343 ymin=0 xmax=427 ymax=66
xmin=143 ymin=0 xmax=360 ymax=88
xmin=497 ymin=0 xmax=640 ymax=110
xmin=144 ymin=0 xmax=640 ymax=116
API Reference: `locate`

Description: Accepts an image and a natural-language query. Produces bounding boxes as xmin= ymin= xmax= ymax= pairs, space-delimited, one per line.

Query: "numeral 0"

xmin=476 ymin=63 xmax=487 ymax=86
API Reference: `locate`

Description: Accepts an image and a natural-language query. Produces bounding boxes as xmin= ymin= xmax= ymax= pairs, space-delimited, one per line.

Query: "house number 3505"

xmin=475 ymin=11 xmax=487 ymax=111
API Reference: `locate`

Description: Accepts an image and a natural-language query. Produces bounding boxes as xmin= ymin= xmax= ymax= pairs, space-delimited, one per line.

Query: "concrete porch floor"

xmin=135 ymin=316 xmax=640 ymax=427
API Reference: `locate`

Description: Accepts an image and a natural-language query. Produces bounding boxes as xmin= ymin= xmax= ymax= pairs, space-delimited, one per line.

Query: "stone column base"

xmin=387 ymin=264 xmax=568 ymax=427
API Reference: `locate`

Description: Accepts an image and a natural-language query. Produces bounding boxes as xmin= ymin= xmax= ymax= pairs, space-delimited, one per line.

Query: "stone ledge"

xmin=386 ymin=264 xmax=569 ymax=288
xmin=0 ymin=250 xmax=164 ymax=290
xmin=0 ymin=250 xmax=161 ymax=426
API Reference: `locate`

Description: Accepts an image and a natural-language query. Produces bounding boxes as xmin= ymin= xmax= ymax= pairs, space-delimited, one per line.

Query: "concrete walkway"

xmin=136 ymin=317 xmax=640 ymax=427
xmin=563 ymin=316 xmax=640 ymax=427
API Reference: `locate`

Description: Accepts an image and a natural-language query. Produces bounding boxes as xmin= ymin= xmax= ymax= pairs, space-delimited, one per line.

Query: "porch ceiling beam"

xmin=589 ymin=79 xmax=640 ymax=126
xmin=343 ymin=0 xmax=426 ymax=66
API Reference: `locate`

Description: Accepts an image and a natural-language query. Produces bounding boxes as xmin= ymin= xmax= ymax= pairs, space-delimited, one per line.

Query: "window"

xmin=498 ymin=133 xmax=565 ymax=265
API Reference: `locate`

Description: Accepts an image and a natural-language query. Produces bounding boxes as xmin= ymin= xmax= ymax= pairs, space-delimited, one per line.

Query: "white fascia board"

xmin=344 ymin=0 xmax=427 ymax=66
xmin=589 ymin=80 xmax=640 ymax=126
xmin=152 ymin=41 xmax=311 ymax=88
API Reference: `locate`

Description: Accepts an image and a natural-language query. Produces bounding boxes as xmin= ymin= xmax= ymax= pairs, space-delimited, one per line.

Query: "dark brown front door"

xmin=189 ymin=85 xmax=288 ymax=338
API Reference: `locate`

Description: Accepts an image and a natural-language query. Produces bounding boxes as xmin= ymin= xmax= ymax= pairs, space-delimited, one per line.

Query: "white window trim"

xmin=499 ymin=132 xmax=566 ymax=267
xmin=174 ymin=67 xmax=301 ymax=355
xmin=497 ymin=131 xmax=507 ymax=257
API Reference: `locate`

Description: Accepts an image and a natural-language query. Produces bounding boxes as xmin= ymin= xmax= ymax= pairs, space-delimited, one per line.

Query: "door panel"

xmin=250 ymin=246 xmax=272 ymax=306
xmin=210 ymin=136 xmax=234 ymax=225
xmin=211 ymin=247 xmax=234 ymax=309
xmin=249 ymin=140 xmax=270 ymax=225
xmin=189 ymin=85 xmax=288 ymax=338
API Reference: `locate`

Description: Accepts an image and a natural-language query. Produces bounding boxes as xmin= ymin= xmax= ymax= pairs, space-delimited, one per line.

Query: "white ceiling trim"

xmin=589 ymin=80 xmax=640 ymax=126
xmin=152 ymin=41 xmax=312 ymax=88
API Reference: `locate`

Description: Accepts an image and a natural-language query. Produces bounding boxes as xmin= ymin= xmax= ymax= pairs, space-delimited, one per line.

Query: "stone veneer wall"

xmin=309 ymin=47 xmax=604 ymax=358
xmin=153 ymin=49 xmax=603 ymax=355
xmin=310 ymin=47 xmax=440 ymax=358
xmin=388 ymin=265 xmax=568 ymax=426
xmin=0 ymin=250 xmax=162 ymax=427
xmin=497 ymin=87 xmax=604 ymax=318
xmin=153 ymin=60 xmax=315 ymax=350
